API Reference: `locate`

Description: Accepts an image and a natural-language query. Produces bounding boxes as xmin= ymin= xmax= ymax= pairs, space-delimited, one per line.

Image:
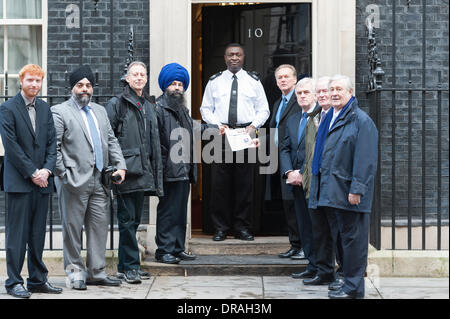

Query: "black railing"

xmin=366 ymin=22 xmax=449 ymax=250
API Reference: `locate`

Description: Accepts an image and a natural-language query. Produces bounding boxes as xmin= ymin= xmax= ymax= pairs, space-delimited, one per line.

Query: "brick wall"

xmin=47 ymin=0 xmax=150 ymax=101
xmin=355 ymin=0 xmax=449 ymax=222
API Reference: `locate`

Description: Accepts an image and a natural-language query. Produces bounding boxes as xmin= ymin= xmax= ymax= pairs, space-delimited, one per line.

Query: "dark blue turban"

xmin=158 ymin=63 xmax=190 ymax=92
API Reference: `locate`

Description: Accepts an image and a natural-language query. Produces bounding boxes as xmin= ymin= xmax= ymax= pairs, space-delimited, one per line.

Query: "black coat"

xmin=0 ymin=93 xmax=56 ymax=193
xmin=155 ymin=93 xmax=217 ymax=184
xmin=106 ymin=85 xmax=163 ymax=196
xmin=266 ymin=93 xmax=300 ymax=201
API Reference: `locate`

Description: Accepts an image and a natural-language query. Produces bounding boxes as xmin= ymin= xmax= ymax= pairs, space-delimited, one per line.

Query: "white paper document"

xmin=225 ymin=128 xmax=256 ymax=152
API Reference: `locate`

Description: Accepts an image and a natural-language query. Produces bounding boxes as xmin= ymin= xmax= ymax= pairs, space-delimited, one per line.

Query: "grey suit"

xmin=52 ymin=97 xmax=126 ymax=283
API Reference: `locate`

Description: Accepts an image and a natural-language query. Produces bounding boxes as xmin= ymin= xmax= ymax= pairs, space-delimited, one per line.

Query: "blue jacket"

xmin=309 ymin=98 xmax=378 ymax=213
xmin=0 ymin=93 xmax=56 ymax=193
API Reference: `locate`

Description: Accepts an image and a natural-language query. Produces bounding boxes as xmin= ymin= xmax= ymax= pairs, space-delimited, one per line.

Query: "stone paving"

xmin=0 ymin=276 xmax=448 ymax=299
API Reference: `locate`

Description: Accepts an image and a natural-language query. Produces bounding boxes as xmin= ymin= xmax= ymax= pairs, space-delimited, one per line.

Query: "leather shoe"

xmin=86 ymin=276 xmax=121 ymax=286
xmin=156 ymin=253 xmax=181 ymax=264
xmin=176 ymin=251 xmax=197 ymax=261
xmin=328 ymin=288 xmax=363 ymax=299
xmin=303 ymin=275 xmax=334 ymax=286
xmin=234 ymin=230 xmax=254 ymax=241
xmin=28 ymin=282 xmax=62 ymax=294
xmin=328 ymin=278 xmax=345 ymax=291
xmin=290 ymin=249 xmax=306 ymax=260
xmin=213 ymin=231 xmax=226 ymax=241
xmin=278 ymin=247 xmax=298 ymax=258
xmin=291 ymin=269 xmax=316 ymax=279
xmin=72 ymin=280 xmax=87 ymax=290
xmin=6 ymin=284 xmax=31 ymax=299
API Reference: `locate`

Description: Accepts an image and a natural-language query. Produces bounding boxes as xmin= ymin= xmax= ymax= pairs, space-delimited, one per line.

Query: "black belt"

xmin=222 ymin=122 xmax=252 ymax=129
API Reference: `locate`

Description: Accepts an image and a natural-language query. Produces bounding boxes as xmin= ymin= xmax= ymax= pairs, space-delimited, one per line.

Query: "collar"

xmin=282 ymin=88 xmax=295 ymax=103
xmin=20 ymin=91 xmax=36 ymax=107
xmin=224 ymin=68 xmax=244 ymax=80
xmin=71 ymin=96 xmax=91 ymax=111
xmin=302 ymin=103 xmax=315 ymax=116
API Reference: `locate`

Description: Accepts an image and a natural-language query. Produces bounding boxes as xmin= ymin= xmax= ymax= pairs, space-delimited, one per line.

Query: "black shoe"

xmin=86 ymin=276 xmax=121 ymax=286
xmin=6 ymin=284 xmax=31 ymax=299
xmin=279 ymin=247 xmax=299 ymax=258
xmin=303 ymin=275 xmax=334 ymax=286
xmin=328 ymin=278 xmax=345 ymax=291
xmin=292 ymin=269 xmax=316 ymax=279
xmin=123 ymin=270 xmax=142 ymax=284
xmin=138 ymin=269 xmax=151 ymax=280
xmin=28 ymin=282 xmax=63 ymax=294
xmin=155 ymin=253 xmax=181 ymax=264
xmin=328 ymin=288 xmax=363 ymax=299
xmin=176 ymin=251 xmax=197 ymax=261
xmin=72 ymin=280 xmax=87 ymax=290
xmin=234 ymin=230 xmax=254 ymax=241
xmin=290 ymin=249 xmax=306 ymax=260
xmin=213 ymin=231 xmax=226 ymax=241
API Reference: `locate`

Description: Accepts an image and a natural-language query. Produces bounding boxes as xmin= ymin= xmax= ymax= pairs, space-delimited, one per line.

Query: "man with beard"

xmin=200 ymin=43 xmax=269 ymax=241
xmin=52 ymin=65 xmax=126 ymax=290
xmin=0 ymin=64 xmax=62 ymax=298
xmin=106 ymin=61 xmax=163 ymax=283
xmin=154 ymin=63 xmax=226 ymax=263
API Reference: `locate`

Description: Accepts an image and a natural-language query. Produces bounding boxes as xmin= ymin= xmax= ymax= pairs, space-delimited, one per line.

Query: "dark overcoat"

xmin=308 ymin=98 xmax=378 ymax=213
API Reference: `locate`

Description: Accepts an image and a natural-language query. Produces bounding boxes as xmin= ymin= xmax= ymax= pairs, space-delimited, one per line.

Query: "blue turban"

xmin=158 ymin=63 xmax=190 ymax=92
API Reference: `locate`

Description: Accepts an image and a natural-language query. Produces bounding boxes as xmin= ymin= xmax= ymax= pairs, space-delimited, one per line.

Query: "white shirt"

xmin=73 ymin=98 xmax=102 ymax=148
xmin=329 ymin=108 xmax=342 ymax=130
xmin=200 ymin=69 xmax=270 ymax=128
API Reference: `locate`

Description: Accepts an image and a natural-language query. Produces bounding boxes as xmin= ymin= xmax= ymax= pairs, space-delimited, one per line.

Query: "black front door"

xmin=201 ymin=3 xmax=312 ymax=235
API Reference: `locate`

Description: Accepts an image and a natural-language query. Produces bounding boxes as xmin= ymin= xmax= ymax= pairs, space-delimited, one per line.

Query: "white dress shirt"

xmin=200 ymin=69 xmax=270 ymax=128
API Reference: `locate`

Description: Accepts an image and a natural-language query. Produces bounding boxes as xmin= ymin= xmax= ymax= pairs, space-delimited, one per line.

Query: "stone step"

xmin=140 ymin=255 xmax=307 ymax=276
xmin=188 ymin=236 xmax=292 ymax=256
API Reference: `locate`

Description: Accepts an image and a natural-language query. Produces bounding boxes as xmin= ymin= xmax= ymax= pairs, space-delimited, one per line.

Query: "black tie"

xmin=228 ymin=74 xmax=238 ymax=127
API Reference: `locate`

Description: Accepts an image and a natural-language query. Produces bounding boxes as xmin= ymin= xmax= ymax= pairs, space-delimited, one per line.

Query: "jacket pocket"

xmin=122 ymin=148 xmax=144 ymax=176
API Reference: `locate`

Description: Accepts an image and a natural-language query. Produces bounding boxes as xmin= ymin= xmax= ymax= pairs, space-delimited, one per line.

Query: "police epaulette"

xmin=209 ymin=72 xmax=222 ymax=81
xmin=247 ymin=71 xmax=260 ymax=81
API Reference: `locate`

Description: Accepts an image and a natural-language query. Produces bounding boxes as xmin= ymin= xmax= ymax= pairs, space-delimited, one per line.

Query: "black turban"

xmin=69 ymin=65 xmax=95 ymax=88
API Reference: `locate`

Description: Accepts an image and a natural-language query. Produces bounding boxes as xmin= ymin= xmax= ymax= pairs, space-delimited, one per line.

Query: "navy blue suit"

xmin=0 ymin=92 xmax=56 ymax=289
xmin=280 ymin=111 xmax=317 ymax=273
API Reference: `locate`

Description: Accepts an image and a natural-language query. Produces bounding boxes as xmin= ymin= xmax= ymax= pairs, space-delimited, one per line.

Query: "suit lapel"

xmin=270 ymin=97 xmax=282 ymax=128
xmin=34 ymin=99 xmax=46 ymax=137
xmin=279 ymin=93 xmax=297 ymax=124
xmin=68 ymin=98 xmax=93 ymax=148
xmin=15 ymin=93 xmax=36 ymax=138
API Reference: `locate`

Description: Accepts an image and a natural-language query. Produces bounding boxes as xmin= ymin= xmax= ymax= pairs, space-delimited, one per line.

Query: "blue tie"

xmin=82 ymin=106 xmax=103 ymax=172
xmin=297 ymin=112 xmax=308 ymax=144
xmin=274 ymin=97 xmax=288 ymax=145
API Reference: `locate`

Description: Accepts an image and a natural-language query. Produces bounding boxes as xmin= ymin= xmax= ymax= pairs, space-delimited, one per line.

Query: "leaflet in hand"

xmin=225 ymin=128 xmax=256 ymax=152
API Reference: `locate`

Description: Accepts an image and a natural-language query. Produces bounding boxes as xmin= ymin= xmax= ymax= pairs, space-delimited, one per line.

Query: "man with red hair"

xmin=0 ymin=64 xmax=62 ymax=298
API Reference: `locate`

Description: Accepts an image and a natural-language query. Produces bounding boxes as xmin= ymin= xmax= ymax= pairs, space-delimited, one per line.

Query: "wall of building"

xmin=47 ymin=0 xmax=150 ymax=99
xmin=355 ymin=0 xmax=449 ymax=229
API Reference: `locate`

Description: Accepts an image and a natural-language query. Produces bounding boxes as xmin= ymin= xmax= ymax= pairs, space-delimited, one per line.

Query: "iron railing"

xmin=366 ymin=19 xmax=449 ymax=250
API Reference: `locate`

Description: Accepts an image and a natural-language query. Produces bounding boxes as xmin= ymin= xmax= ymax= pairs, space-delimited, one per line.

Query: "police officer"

xmin=200 ymin=43 xmax=270 ymax=241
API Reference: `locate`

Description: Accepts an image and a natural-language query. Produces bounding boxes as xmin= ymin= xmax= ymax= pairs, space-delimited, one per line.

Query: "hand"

xmin=287 ymin=170 xmax=302 ymax=186
xmin=245 ymin=125 xmax=256 ymax=137
xmin=348 ymin=193 xmax=361 ymax=205
xmin=219 ymin=125 xmax=228 ymax=135
xmin=112 ymin=169 xmax=126 ymax=184
xmin=32 ymin=169 xmax=50 ymax=188
xmin=251 ymin=138 xmax=260 ymax=148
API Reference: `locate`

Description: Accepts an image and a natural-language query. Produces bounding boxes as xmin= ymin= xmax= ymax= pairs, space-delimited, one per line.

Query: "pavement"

xmin=0 ymin=275 xmax=448 ymax=299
